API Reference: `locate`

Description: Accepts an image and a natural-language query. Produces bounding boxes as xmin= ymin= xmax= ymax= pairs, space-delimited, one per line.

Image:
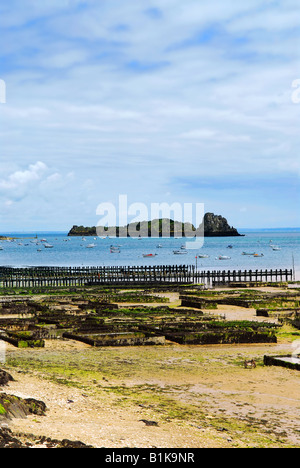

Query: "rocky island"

xmin=68 ymin=213 xmax=243 ymax=237
xmin=200 ymin=212 xmax=243 ymax=237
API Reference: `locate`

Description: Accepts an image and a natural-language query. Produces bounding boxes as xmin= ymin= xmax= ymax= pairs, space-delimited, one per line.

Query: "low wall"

xmin=62 ymin=331 xmax=165 ymax=347
xmin=264 ymin=355 xmax=300 ymax=371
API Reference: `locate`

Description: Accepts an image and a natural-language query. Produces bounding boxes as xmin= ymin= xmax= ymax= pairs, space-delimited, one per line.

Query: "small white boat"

xmin=173 ymin=250 xmax=188 ymax=254
xmin=43 ymin=243 xmax=54 ymax=248
xmin=87 ymin=243 xmax=96 ymax=248
xmin=272 ymin=246 xmax=281 ymax=251
xmin=217 ymin=255 xmax=231 ymax=260
xmin=198 ymin=254 xmax=209 ymax=258
xmin=156 ymin=244 xmax=162 ymax=248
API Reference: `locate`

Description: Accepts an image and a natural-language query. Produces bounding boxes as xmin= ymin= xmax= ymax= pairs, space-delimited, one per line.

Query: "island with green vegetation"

xmin=68 ymin=212 xmax=243 ymax=237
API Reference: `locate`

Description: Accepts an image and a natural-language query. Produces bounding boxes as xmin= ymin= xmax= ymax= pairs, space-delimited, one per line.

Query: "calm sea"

xmin=0 ymin=229 xmax=299 ymax=280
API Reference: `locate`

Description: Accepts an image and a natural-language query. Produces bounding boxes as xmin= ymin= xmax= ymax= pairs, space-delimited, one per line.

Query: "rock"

xmin=0 ymin=427 xmax=25 ymax=448
xmin=139 ymin=419 xmax=159 ymax=426
xmin=0 ymin=393 xmax=47 ymax=420
xmin=0 ymin=427 xmax=94 ymax=448
xmin=198 ymin=213 xmax=243 ymax=237
xmin=58 ymin=439 xmax=93 ymax=448
xmin=0 ymin=370 xmax=14 ymax=387
xmin=24 ymin=398 xmax=47 ymax=416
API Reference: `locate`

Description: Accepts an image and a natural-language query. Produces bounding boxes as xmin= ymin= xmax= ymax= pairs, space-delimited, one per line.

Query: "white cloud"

xmin=0 ymin=162 xmax=48 ymax=191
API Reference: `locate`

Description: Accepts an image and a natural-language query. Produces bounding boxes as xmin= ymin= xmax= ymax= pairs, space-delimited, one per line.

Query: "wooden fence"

xmin=0 ymin=265 xmax=293 ymax=288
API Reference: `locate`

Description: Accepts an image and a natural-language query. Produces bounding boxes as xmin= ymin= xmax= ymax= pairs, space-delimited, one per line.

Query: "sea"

xmin=0 ymin=229 xmax=299 ymax=280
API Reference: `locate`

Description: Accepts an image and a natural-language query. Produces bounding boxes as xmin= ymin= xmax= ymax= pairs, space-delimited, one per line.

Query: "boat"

xmin=110 ymin=245 xmax=120 ymax=250
xmin=217 ymin=255 xmax=231 ymax=260
xmin=43 ymin=243 xmax=54 ymax=248
xmin=253 ymin=253 xmax=264 ymax=257
xmin=110 ymin=246 xmax=120 ymax=253
xmin=198 ymin=254 xmax=209 ymax=258
xmin=173 ymin=250 xmax=188 ymax=255
xmin=227 ymin=245 xmax=233 ymax=249
xmin=86 ymin=243 xmax=96 ymax=248
xmin=272 ymin=246 xmax=281 ymax=251
xmin=242 ymin=252 xmax=255 ymax=255
xmin=143 ymin=253 xmax=157 ymax=257
xmin=156 ymin=244 xmax=162 ymax=248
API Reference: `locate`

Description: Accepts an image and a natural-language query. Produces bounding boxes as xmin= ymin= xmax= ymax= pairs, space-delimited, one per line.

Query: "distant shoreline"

xmin=1 ymin=227 xmax=299 ymax=237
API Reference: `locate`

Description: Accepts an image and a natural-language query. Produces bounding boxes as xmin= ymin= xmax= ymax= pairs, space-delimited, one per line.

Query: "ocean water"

xmin=0 ymin=230 xmax=299 ymax=280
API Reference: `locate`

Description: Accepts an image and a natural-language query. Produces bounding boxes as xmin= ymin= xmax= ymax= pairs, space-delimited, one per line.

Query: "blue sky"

xmin=0 ymin=0 xmax=299 ymax=231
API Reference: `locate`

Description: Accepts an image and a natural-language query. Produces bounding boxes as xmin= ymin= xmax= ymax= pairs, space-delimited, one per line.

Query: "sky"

xmin=0 ymin=0 xmax=299 ymax=231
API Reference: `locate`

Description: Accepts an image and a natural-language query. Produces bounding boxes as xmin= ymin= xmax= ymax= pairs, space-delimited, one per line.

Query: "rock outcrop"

xmin=0 ymin=368 xmax=93 ymax=448
xmin=0 ymin=427 xmax=94 ymax=448
xmin=198 ymin=213 xmax=242 ymax=237
xmin=0 ymin=370 xmax=14 ymax=387
xmin=0 ymin=392 xmax=47 ymax=420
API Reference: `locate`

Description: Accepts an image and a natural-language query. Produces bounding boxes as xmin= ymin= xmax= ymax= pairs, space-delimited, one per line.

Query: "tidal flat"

xmin=1 ymin=283 xmax=300 ymax=448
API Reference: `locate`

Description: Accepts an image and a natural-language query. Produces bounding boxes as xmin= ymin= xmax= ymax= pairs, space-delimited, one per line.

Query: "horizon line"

xmin=1 ymin=226 xmax=300 ymax=234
